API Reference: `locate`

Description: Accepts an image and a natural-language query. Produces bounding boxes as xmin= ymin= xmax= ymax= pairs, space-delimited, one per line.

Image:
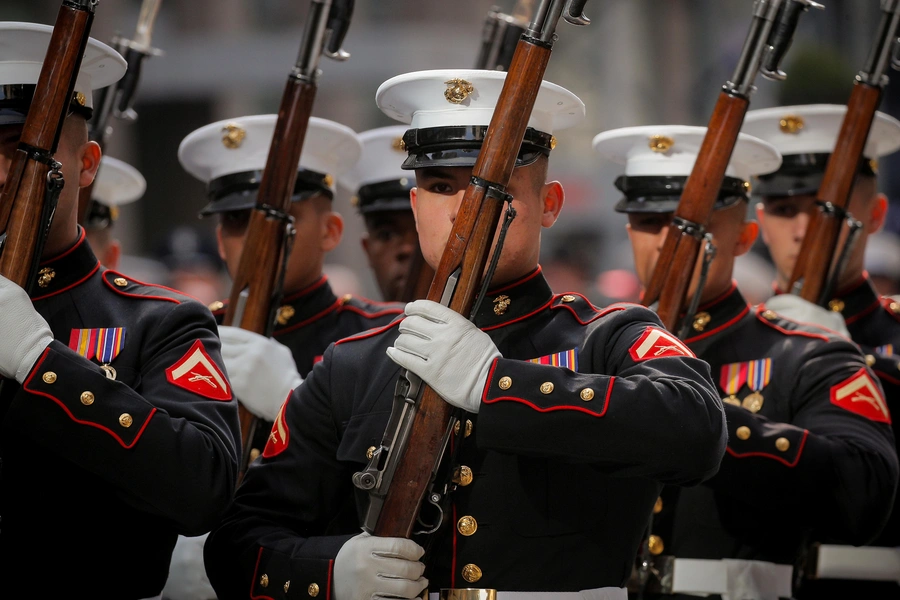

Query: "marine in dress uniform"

xmin=594 ymin=124 xmax=899 ymax=600
xmin=743 ymin=104 xmax=900 ymax=596
xmin=338 ymin=125 xmax=420 ymax=302
xmin=204 ymin=69 xmax=728 ymax=600
xmin=0 ymin=23 xmax=241 ymax=598
xmin=83 ymin=155 xmax=146 ymax=269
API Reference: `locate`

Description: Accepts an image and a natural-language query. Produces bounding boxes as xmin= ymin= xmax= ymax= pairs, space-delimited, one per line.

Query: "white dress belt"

xmin=671 ymin=558 xmax=792 ymax=599
xmin=815 ymin=544 xmax=900 ymax=581
xmin=428 ymin=587 xmax=626 ymax=600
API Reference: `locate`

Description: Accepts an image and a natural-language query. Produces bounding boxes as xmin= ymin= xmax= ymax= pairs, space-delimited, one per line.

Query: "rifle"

xmin=0 ymin=0 xmax=98 ymax=291
xmin=474 ymin=0 xmax=536 ymax=71
xmin=788 ymin=0 xmax=900 ymax=304
xmin=224 ymin=0 xmax=354 ymax=479
xmin=77 ymin=0 xmax=163 ymax=225
xmin=352 ymin=0 xmax=591 ymax=540
xmin=641 ymin=0 xmax=821 ymax=335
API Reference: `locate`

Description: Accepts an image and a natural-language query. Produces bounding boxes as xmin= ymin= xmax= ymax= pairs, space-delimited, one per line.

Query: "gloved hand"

xmin=0 ymin=275 xmax=53 ymax=384
xmin=161 ymin=533 xmax=216 ymax=600
xmin=764 ymin=294 xmax=851 ymax=338
xmin=218 ymin=326 xmax=302 ymax=421
xmin=334 ymin=532 xmax=428 ymax=600
xmin=386 ymin=300 xmax=501 ymax=414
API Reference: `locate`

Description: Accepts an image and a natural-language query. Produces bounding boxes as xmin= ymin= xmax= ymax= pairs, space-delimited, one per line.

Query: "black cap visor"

xmin=0 ymin=84 xmax=92 ymax=126
xmin=199 ymin=168 xmax=333 ymax=216
xmin=401 ymin=125 xmax=551 ymax=170
xmin=613 ymin=175 xmax=749 ymax=214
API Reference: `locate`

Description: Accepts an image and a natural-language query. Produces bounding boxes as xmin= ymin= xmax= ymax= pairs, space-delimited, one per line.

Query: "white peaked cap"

xmin=92 ymin=156 xmax=145 ymax=206
xmin=338 ymin=125 xmax=411 ymax=191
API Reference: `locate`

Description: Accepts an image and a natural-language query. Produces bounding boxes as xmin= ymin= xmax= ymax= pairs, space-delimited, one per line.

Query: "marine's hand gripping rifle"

xmin=788 ymin=0 xmax=900 ymax=305
xmin=0 ymin=0 xmax=98 ymax=291
xmin=224 ymin=0 xmax=354 ymax=481
xmin=640 ymin=0 xmax=821 ymax=336
xmin=352 ymin=0 xmax=591 ymax=540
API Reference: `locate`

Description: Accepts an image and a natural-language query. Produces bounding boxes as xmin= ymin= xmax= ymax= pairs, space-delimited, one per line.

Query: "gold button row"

xmin=259 ymin=574 xmax=316 ymax=597
xmin=42 ymin=371 xmax=57 ymax=384
xmin=457 ymin=515 xmax=478 ymax=536
xmin=462 ymin=563 xmax=483 ymax=583
xmin=734 ymin=426 xmax=791 ymax=452
xmin=452 ymin=465 xmax=474 ymax=486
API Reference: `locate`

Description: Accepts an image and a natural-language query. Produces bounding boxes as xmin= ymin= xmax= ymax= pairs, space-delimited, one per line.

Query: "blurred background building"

xmin=12 ymin=0 xmax=900 ymax=303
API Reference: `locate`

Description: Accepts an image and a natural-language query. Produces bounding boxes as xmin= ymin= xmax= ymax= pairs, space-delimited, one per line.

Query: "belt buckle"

xmin=439 ymin=589 xmax=498 ymax=600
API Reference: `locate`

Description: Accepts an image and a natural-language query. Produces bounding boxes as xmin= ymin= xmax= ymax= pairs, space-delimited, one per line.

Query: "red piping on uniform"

xmin=484 ymin=394 xmax=610 ymax=416
xmin=327 ymin=559 xmax=334 ymax=600
xmin=684 ymin=305 xmax=750 ymax=344
xmin=275 ymin=300 xmax=341 ymax=336
xmin=487 ymin=294 xmax=623 ymax=333
xmin=39 ymin=227 xmax=86 ymax=264
xmin=249 ymin=547 xmax=274 ymax=600
xmin=874 ymin=369 xmax=900 ymax=386
xmin=881 ymin=297 xmax=900 ymax=324
xmin=31 ymin=262 xmax=100 ymax=301
xmin=551 ymin=300 xmax=629 ymax=326
xmin=23 ymin=348 xmax=157 ymax=448
xmin=482 ymin=298 xmax=555 ymax=331
xmin=755 ymin=306 xmax=830 ymax=341
xmin=334 ymin=320 xmax=403 ymax=346
xmin=101 ymin=271 xmax=183 ymax=304
xmin=844 ymin=299 xmax=881 ymax=325
xmin=725 ymin=429 xmax=808 ymax=467
xmin=695 ymin=280 xmax=738 ymax=312
xmin=340 ymin=304 xmax=404 ymax=319
xmin=485 ymin=266 xmax=542 ymax=296
xmin=282 ymin=275 xmax=328 ymax=303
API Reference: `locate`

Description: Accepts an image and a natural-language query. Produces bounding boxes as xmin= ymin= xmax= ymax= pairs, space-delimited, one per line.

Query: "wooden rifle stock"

xmin=641 ymin=92 xmax=748 ymax=331
xmin=0 ymin=2 xmax=94 ymax=289
xmin=373 ymin=40 xmax=552 ymax=538
xmin=788 ymin=83 xmax=883 ymax=303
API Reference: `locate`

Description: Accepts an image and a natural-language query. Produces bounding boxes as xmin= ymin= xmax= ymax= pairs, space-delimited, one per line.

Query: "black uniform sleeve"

xmin=476 ymin=305 xmax=727 ymax=485
xmin=706 ymin=341 xmax=899 ymax=545
xmin=205 ymin=343 xmax=357 ymax=600
xmin=10 ymin=300 xmax=240 ymax=535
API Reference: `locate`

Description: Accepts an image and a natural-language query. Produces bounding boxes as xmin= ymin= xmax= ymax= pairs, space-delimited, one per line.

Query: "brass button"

xmin=42 ymin=371 xmax=57 ymax=384
xmin=828 ymin=299 xmax=845 ymax=313
xmin=461 ymin=563 xmax=483 ymax=583
xmin=260 ymin=573 xmax=269 ymax=588
xmin=457 ymin=515 xmax=478 ymax=536
xmin=340 ymin=293 xmax=353 ymax=305
xmin=580 ymin=388 xmax=594 ymax=401
xmin=452 ymin=465 xmax=474 ymax=486
xmin=284 ymin=580 xmax=290 ymax=593
xmin=80 ymin=391 xmax=95 ymax=406
xmin=249 ymin=448 xmax=261 ymax=462
xmin=866 ymin=354 xmax=876 ymax=367
xmin=114 ymin=277 xmax=128 ymax=287
xmin=119 ymin=413 xmax=134 ymax=428
xmin=648 ymin=534 xmax=664 ymax=555
xmin=761 ymin=309 xmax=777 ymax=320
xmin=498 ymin=376 xmax=512 ymax=390
xmin=561 ymin=294 xmax=576 ymax=303
xmin=735 ymin=426 xmax=751 ymax=440
xmin=207 ymin=300 xmax=224 ymax=312
xmin=366 ymin=446 xmax=376 ymax=460
xmin=693 ymin=311 xmax=711 ymax=332
xmin=653 ymin=496 xmax=663 ymax=514
xmin=307 ymin=582 xmax=318 ymax=597
xmin=454 ymin=419 xmax=473 ymax=438
xmin=540 ymin=382 xmax=554 ymax=394
xmin=775 ymin=437 xmax=790 ymax=452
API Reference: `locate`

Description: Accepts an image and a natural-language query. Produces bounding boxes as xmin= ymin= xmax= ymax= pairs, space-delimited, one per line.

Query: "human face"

xmin=362 ymin=210 xmax=419 ymax=302
xmin=410 ymin=161 xmax=563 ymax=287
xmin=626 ymin=202 xmax=756 ymax=306
xmin=755 ymin=194 xmax=816 ymax=292
xmin=216 ymin=195 xmax=343 ymax=295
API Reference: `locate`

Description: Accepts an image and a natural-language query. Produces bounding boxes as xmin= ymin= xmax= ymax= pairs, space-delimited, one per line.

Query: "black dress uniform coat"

xmin=657 ymin=285 xmax=897 ymax=586
xmin=205 ymin=268 xmax=727 ymax=598
xmin=210 ymin=275 xmax=404 ymax=458
xmin=0 ymin=230 xmax=241 ymax=598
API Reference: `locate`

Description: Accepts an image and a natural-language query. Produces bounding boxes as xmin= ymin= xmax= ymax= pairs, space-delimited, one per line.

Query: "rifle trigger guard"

xmin=671 ymin=216 xmax=707 ymax=240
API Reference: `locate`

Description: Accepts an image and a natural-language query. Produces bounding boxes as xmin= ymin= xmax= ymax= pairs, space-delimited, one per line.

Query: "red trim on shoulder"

xmin=274 ymin=300 xmax=341 ymax=336
xmin=39 ymin=228 xmax=86 ymax=265
xmin=725 ymin=429 xmax=808 ymax=467
xmin=250 ymin=546 xmax=274 ymax=600
xmin=23 ymin=347 xmax=157 ymax=448
xmin=282 ymin=275 xmax=328 ymax=303
xmin=31 ymin=262 xmax=100 ymax=301
xmin=547 ymin=295 xmax=630 ymax=326
xmin=482 ymin=297 xmax=555 ymax=331
xmin=754 ymin=305 xmax=830 ymax=342
xmin=880 ymin=297 xmax=900 ymax=325
xmin=101 ymin=271 xmax=186 ymax=304
xmin=486 ymin=266 xmax=542 ymax=296
xmin=340 ymin=303 xmax=404 ymax=319
xmin=844 ymin=298 xmax=881 ymax=325
xmin=334 ymin=319 xmax=403 ymax=346
xmin=327 ymin=558 xmax=334 ymax=600
xmin=696 ymin=280 xmax=738 ymax=312
xmin=874 ymin=369 xmax=900 ymax=386
xmin=684 ymin=304 xmax=750 ymax=344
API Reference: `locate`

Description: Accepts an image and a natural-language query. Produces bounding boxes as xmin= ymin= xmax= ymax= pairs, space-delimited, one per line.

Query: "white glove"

xmin=386 ymin=300 xmax=501 ymax=414
xmin=161 ymin=533 xmax=216 ymax=600
xmin=764 ymin=294 xmax=851 ymax=338
xmin=0 ymin=275 xmax=53 ymax=383
xmin=218 ymin=326 xmax=302 ymax=421
xmin=334 ymin=532 xmax=428 ymax=600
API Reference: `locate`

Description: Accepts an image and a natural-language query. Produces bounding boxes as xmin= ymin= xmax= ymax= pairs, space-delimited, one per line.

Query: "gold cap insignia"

xmin=350 ymin=196 xmax=360 ymax=206
xmin=323 ymin=174 xmax=335 ymax=188
xmin=493 ymin=294 xmax=511 ymax=315
xmin=779 ymin=115 xmax=804 ymax=134
xmin=444 ymin=78 xmax=475 ymax=104
xmin=392 ymin=136 xmax=406 ymax=152
xmin=37 ymin=267 xmax=55 ymax=288
xmin=870 ymin=158 xmax=879 ymax=174
xmin=74 ymin=92 xmax=87 ymax=106
xmin=222 ymin=123 xmax=246 ymax=149
xmin=549 ymin=136 xmax=558 ymax=151
xmin=649 ymin=134 xmax=674 ymax=153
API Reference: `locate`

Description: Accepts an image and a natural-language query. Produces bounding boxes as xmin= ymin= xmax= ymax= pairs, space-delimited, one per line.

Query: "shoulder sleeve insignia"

xmin=263 ymin=400 xmax=290 ymax=458
xmin=629 ymin=327 xmax=695 ymax=362
xmin=831 ymin=367 xmax=891 ymax=424
xmin=165 ymin=340 xmax=232 ymax=401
